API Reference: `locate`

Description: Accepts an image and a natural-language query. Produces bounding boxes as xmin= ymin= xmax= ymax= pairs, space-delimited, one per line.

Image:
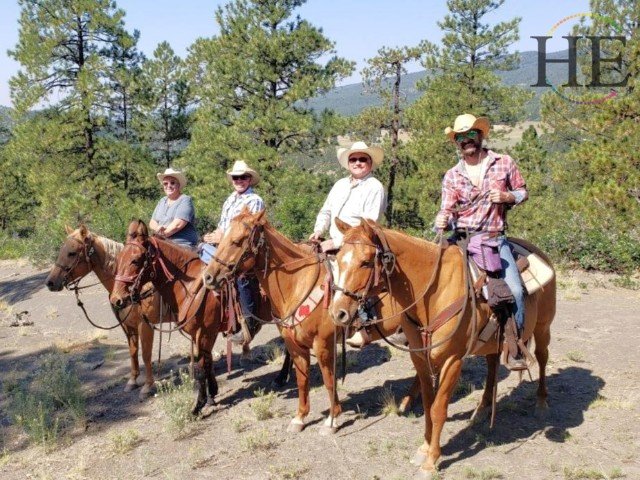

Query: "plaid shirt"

xmin=218 ymin=187 xmax=265 ymax=232
xmin=438 ymin=150 xmax=528 ymax=233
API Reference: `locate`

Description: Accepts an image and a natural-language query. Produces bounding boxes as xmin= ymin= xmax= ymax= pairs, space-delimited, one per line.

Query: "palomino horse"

xmin=110 ymin=220 xmax=226 ymax=414
xmin=46 ymin=225 xmax=165 ymax=398
xmin=329 ymin=219 xmax=556 ymax=476
xmin=202 ymin=208 xmax=418 ymax=434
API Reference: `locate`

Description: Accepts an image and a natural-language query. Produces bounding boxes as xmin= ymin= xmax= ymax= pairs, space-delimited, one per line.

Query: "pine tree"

xmin=403 ymin=0 xmax=533 ymax=231
xmin=182 ymin=0 xmax=354 ymax=232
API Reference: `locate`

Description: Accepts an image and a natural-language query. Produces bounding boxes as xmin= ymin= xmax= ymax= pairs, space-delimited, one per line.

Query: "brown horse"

xmin=329 ymin=219 xmax=556 ymax=476
xmin=202 ymin=208 xmax=418 ymax=434
xmin=110 ymin=220 xmax=225 ymax=414
xmin=46 ymin=225 xmax=164 ymax=398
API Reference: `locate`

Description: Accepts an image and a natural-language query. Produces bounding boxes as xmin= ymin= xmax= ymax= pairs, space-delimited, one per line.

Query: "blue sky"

xmin=0 ymin=0 xmax=592 ymax=107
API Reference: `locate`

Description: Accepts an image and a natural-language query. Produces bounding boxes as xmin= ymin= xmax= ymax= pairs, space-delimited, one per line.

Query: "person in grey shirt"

xmin=150 ymin=167 xmax=199 ymax=249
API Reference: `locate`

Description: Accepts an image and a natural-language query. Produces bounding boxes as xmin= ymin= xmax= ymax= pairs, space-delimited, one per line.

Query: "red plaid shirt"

xmin=438 ymin=150 xmax=528 ymax=233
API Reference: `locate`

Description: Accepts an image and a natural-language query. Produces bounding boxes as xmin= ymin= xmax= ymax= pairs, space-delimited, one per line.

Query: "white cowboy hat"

xmin=226 ymin=160 xmax=260 ymax=186
xmin=444 ymin=113 xmax=491 ymax=141
xmin=157 ymin=167 xmax=187 ymax=189
xmin=337 ymin=141 xmax=384 ymax=170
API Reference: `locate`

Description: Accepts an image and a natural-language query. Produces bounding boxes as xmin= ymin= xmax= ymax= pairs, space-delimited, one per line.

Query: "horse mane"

xmin=93 ymin=235 xmax=123 ymax=274
xmin=263 ymin=221 xmax=315 ymax=258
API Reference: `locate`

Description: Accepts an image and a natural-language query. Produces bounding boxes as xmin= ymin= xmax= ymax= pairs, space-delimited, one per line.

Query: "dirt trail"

xmin=0 ymin=260 xmax=639 ymax=480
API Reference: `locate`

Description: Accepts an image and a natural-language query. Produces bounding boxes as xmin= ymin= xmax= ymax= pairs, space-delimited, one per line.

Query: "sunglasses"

xmin=348 ymin=156 xmax=370 ymax=164
xmin=231 ymin=175 xmax=250 ymax=181
xmin=454 ymin=130 xmax=480 ymax=143
xmin=162 ymin=180 xmax=177 ymax=187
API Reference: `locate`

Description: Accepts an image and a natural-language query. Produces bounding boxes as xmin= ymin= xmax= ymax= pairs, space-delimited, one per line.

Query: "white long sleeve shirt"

xmin=313 ymin=174 xmax=386 ymax=247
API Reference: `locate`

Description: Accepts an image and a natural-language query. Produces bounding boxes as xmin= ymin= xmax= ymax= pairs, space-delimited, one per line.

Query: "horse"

xmin=329 ymin=218 xmax=556 ymax=476
xmin=202 ymin=208 xmax=420 ymax=434
xmin=45 ymin=224 xmax=164 ymax=399
xmin=109 ymin=220 xmax=227 ymax=415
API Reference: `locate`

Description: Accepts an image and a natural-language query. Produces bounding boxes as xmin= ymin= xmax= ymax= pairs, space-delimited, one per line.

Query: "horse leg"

xmin=283 ymin=335 xmax=311 ymax=433
xmin=470 ymin=353 xmax=499 ymax=424
xmin=533 ymin=321 xmax=551 ymax=415
xmin=138 ymin=320 xmax=155 ymax=399
xmin=273 ymin=350 xmax=292 ymax=388
xmin=121 ymin=323 xmax=140 ymax=392
xmin=416 ymin=356 xmax=463 ymax=477
xmin=399 ymin=374 xmax=421 ymax=414
xmin=313 ymin=335 xmax=341 ymax=435
xmin=409 ymin=352 xmax=436 ymax=468
xmin=191 ymin=354 xmax=208 ymax=415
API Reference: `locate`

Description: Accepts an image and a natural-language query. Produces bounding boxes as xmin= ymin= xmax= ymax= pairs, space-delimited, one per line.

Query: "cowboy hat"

xmin=444 ymin=114 xmax=491 ymax=141
xmin=337 ymin=141 xmax=384 ymax=170
xmin=226 ymin=160 xmax=260 ymax=186
xmin=157 ymin=167 xmax=187 ymax=189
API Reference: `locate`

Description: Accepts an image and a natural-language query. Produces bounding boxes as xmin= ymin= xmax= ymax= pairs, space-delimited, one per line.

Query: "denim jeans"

xmin=497 ymin=237 xmax=525 ymax=330
xmin=236 ymin=275 xmax=258 ymax=328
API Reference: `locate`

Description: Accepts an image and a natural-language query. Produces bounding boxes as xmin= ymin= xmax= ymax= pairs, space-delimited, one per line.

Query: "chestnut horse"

xmin=110 ymin=220 xmax=226 ymax=414
xmin=46 ymin=225 xmax=165 ymax=398
xmin=202 ymin=208 xmax=418 ymax=434
xmin=329 ymin=219 xmax=556 ymax=477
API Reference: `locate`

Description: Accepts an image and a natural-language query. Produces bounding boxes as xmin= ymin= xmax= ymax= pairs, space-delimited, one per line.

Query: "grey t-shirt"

xmin=151 ymin=194 xmax=199 ymax=248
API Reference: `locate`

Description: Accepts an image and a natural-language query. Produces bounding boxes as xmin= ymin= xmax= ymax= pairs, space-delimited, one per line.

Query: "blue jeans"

xmin=236 ymin=275 xmax=258 ymax=324
xmin=497 ymin=237 xmax=525 ymax=330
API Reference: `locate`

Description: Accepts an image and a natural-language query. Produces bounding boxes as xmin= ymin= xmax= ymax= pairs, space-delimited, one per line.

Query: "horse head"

xmin=202 ymin=206 xmax=266 ymax=290
xmin=110 ymin=219 xmax=155 ymax=310
xmin=330 ymin=218 xmax=388 ymax=327
xmin=46 ymin=224 xmax=95 ymax=291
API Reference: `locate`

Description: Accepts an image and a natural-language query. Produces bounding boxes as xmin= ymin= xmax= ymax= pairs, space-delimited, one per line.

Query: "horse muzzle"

xmin=45 ymin=277 xmax=64 ymax=292
xmin=202 ymin=271 xmax=225 ymax=291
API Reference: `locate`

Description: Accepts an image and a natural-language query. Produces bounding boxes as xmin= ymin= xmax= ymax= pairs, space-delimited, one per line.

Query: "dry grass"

xmin=378 ymin=386 xmax=401 ymax=416
xmin=109 ymin=428 xmax=142 ymax=454
xmin=589 ymin=393 xmax=635 ymax=411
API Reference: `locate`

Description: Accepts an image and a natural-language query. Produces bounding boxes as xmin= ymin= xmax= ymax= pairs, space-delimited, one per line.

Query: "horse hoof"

xmin=470 ymin=405 xmax=490 ymax=424
xmin=286 ymin=421 xmax=305 ymax=433
xmin=413 ymin=466 xmax=435 ymax=480
xmin=410 ymin=448 xmax=427 ymax=466
xmin=535 ymin=402 xmax=549 ymax=419
xmin=124 ymin=380 xmax=139 ymax=392
xmin=200 ymin=404 xmax=216 ymax=418
xmin=139 ymin=384 xmax=155 ymax=400
xmin=319 ymin=425 xmax=338 ymax=436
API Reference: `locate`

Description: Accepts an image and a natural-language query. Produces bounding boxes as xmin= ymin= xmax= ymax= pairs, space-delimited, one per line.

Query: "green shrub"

xmin=7 ymin=350 xmax=86 ymax=448
xmin=156 ymin=369 xmax=197 ymax=436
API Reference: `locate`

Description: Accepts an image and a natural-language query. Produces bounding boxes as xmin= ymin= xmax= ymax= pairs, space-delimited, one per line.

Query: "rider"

xmin=202 ymin=160 xmax=265 ymax=346
xmin=150 ymin=167 xmax=199 ymax=249
xmin=435 ymin=113 xmax=528 ymax=370
xmin=309 ymin=141 xmax=399 ymax=345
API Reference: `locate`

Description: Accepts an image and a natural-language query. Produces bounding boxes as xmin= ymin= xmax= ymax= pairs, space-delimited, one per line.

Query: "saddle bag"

xmin=486 ymin=277 xmax=515 ymax=309
xmin=467 ymin=234 xmax=502 ymax=273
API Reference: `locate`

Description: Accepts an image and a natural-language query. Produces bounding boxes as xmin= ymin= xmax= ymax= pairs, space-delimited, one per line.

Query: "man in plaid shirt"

xmin=435 ymin=114 xmax=528 ymax=369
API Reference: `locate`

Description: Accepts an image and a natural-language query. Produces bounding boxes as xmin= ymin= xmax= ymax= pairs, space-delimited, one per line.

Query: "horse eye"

xmin=231 ymin=240 xmax=243 ymax=247
xmin=68 ymin=251 xmax=77 ymax=257
xmin=360 ymin=260 xmax=373 ymax=268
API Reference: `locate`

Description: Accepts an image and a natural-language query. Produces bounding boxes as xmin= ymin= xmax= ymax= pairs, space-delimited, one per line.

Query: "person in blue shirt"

xmin=150 ymin=168 xmax=198 ymax=249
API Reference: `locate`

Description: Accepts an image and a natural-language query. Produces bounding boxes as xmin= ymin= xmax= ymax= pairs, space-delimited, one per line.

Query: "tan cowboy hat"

xmin=157 ymin=167 xmax=187 ymax=189
xmin=226 ymin=160 xmax=260 ymax=186
xmin=337 ymin=141 xmax=384 ymax=170
xmin=444 ymin=113 xmax=491 ymax=141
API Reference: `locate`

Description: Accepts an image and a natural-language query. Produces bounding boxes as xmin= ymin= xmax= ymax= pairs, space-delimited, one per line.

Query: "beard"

xmin=460 ymin=138 xmax=482 ymax=156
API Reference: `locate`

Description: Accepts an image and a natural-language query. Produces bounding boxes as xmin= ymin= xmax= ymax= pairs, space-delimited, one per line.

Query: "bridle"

xmin=114 ymin=236 xmax=174 ymax=308
xmin=55 ymin=236 xmax=96 ymax=288
xmin=210 ymin=220 xmax=266 ymax=282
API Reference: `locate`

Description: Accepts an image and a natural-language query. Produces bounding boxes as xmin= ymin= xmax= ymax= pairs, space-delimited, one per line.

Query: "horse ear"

xmin=65 ymin=224 xmax=74 ymax=235
xmin=241 ymin=204 xmax=251 ymax=215
xmin=137 ymin=219 xmax=149 ymax=237
xmin=361 ymin=218 xmax=375 ymax=238
xmin=78 ymin=224 xmax=88 ymax=237
xmin=335 ymin=218 xmax=352 ymax=234
xmin=255 ymin=208 xmax=266 ymax=223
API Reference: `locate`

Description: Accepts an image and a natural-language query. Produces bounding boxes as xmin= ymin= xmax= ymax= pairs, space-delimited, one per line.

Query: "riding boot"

xmin=506 ymin=326 xmax=527 ymax=371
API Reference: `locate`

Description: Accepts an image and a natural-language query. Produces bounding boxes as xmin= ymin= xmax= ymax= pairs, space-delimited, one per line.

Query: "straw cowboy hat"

xmin=444 ymin=114 xmax=491 ymax=141
xmin=337 ymin=141 xmax=384 ymax=170
xmin=226 ymin=160 xmax=260 ymax=186
xmin=157 ymin=167 xmax=187 ymax=189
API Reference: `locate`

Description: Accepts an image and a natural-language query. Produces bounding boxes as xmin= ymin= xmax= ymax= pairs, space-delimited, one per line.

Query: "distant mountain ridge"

xmin=306 ymin=50 xmax=572 ymax=120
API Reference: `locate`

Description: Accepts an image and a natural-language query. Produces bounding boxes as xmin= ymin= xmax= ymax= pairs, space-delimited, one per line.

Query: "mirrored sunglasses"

xmin=454 ymin=130 xmax=480 ymax=143
xmin=162 ymin=180 xmax=177 ymax=187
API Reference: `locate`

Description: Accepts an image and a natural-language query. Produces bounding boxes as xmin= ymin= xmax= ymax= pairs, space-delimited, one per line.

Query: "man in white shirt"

xmin=309 ymin=141 xmax=386 ymax=251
